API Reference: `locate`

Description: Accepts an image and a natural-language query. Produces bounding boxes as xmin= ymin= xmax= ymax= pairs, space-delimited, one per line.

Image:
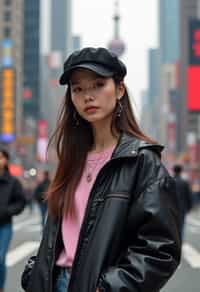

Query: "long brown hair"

xmin=47 ymin=79 xmax=156 ymax=219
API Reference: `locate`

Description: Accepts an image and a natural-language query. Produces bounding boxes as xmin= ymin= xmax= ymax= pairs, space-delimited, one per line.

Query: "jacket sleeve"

xmin=7 ymin=178 xmax=26 ymax=217
xmin=99 ymin=150 xmax=181 ymax=292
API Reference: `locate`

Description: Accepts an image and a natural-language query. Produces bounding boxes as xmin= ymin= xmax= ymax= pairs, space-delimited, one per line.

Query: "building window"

xmin=4 ymin=27 xmax=11 ymax=37
xmin=4 ymin=0 xmax=12 ymax=5
xmin=4 ymin=11 xmax=11 ymax=21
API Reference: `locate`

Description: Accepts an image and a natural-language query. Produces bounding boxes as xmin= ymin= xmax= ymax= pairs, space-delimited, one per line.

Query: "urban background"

xmin=0 ymin=0 xmax=200 ymax=291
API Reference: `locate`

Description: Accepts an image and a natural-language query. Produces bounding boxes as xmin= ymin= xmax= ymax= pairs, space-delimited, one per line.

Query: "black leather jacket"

xmin=0 ymin=170 xmax=26 ymax=225
xmin=22 ymin=134 xmax=181 ymax=292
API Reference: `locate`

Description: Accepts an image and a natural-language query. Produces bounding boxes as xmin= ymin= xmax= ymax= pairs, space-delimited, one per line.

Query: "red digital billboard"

xmin=188 ymin=66 xmax=200 ymax=111
xmin=187 ymin=19 xmax=200 ymax=111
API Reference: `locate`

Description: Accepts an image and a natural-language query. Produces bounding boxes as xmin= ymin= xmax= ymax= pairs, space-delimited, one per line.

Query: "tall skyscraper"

xmin=18 ymin=0 xmax=41 ymax=166
xmin=0 ymin=0 xmax=24 ymax=144
xmin=179 ymin=0 xmax=200 ymax=154
xmin=158 ymin=0 xmax=200 ymax=164
xmin=41 ymin=0 xmax=73 ymax=135
xmin=159 ymin=0 xmax=180 ymax=64
xmin=158 ymin=0 xmax=180 ymax=150
xmin=148 ymin=48 xmax=160 ymax=140
xmin=51 ymin=0 xmax=72 ymax=58
xmin=39 ymin=0 xmax=73 ymax=168
xmin=23 ymin=0 xmax=40 ymax=118
xmin=148 ymin=49 xmax=160 ymax=103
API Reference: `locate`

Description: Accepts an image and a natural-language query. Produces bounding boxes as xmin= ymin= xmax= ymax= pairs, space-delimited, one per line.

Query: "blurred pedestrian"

xmin=34 ymin=171 xmax=50 ymax=227
xmin=191 ymin=169 xmax=200 ymax=206
xmin=22 ymin=47 xmax=181 ymax=292
xmin=20 ymin=177 xmax=34 ymax=214
xmin=173 ymin=164 xmax=193 ymax=240
xmin=0 ymin=149 xmax=25 ymax=292
xmin=192 ymin=182 xmax=200 ymax=207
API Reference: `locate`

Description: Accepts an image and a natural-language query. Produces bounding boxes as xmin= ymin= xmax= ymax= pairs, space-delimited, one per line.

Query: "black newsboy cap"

xmin=59 ymin=47 xmax=127 ymax=85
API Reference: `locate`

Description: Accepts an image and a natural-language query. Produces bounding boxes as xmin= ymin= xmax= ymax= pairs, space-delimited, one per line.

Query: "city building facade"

xmin=156 ymin=0 xmax=200 ymax=172
xmin=0 ymin=0 xmax=24 ymax=144
xmin=40 ymin=0 xmax=74 ymax=168
xmin=51 ymin=0 xmax=73 ymax=60
xmin=159 ymin=0 xmax=180 ymax=64
xmin=141 ymin=48 xmax=160 ymax=141
xmin=180 ymin=0 xmax=200 ymax=161
xmin=158 ymin=0 xmax=180 ymax=152
xmin=19 ymin=0 xmax=41 ymax=167
xmin=23 ymin=0 xmax=40 ymax=119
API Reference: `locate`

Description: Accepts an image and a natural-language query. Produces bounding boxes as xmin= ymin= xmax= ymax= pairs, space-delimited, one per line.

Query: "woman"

xmin=0 ymin=149 xmax=25 ymax=292
xmin=21 ymin=47 xmax=181 ymax=292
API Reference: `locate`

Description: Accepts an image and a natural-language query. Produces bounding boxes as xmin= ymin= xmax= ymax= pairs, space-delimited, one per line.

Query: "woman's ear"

xmin=117 ymin=81 xmax=125 ymax=100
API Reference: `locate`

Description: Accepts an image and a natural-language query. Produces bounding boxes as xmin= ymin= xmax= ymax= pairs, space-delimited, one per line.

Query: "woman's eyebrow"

xmin=70 ymin=80 xmax=82 ymax=86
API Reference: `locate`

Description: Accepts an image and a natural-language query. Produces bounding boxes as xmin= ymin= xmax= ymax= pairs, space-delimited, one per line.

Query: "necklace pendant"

xmin=86 ymin=173 xmax=92 ymax=183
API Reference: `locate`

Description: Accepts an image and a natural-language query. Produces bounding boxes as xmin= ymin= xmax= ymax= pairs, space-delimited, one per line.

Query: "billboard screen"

xmin=0 ymin=68 xmax=15 ymax=142
xmin=187 ymin=19 xmax=200 ymax=111
xmin=37 ymin=120 xmax=48 ymax=162
xmin=188 ymin=66 xmax=200 ymax=110
xmin=1 ymin=39 xmax=13 ymax=67
xmin=189 ymin=19 xmax=200 ymax=64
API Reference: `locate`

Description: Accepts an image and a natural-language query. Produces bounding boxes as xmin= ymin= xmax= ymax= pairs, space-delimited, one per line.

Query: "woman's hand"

xmin=21 ymin=256 xmax=36 ymax=290
xmin=96 ymin=288 xmax=100 ymax=292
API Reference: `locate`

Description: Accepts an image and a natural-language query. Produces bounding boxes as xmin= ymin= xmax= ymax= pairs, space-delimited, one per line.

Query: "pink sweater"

xmin=56 ymin=145 xmax=115 ymax=267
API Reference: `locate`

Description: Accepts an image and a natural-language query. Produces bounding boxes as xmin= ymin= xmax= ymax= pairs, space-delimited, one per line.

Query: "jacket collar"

xmin=112 ymin=132 xmax=164 ymax=160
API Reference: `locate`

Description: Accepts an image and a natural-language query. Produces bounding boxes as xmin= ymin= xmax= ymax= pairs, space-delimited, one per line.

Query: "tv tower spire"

xmin=114 ymin=0 xmax=120 ymax=39
xmin=108 ymin=0 xmax=125 ymax=57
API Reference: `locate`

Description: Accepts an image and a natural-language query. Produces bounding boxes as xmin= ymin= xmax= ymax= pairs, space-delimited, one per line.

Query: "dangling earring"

xmin=73 ymin=110 xmax=80 ymax=126
xmin=116 ymin=99 xmax=123 ymax=117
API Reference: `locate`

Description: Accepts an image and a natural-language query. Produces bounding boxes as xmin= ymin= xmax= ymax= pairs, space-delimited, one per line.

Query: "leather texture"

xmin=21 ymin=133 xmax=181 ymax=292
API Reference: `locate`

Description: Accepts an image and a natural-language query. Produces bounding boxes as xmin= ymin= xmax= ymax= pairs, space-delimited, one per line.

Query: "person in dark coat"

xmin=173 ymin=164 xmax=193 ymax=240
xmin=21 ymin=47 xmax=181 ymax=292
xmin=0 ymin=149 xmax=25 ymax=292
xmin=34 ymin=171 xmax=51 ymax=227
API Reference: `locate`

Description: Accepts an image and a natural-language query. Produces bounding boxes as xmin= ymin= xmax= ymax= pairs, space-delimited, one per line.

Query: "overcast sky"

xmin=72 ymin=0 xmax=158 ymax=113
xmin=41 ymin=0 xmax=158 ymax=115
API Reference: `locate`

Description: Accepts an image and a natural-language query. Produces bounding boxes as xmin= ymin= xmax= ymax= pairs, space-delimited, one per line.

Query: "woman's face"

xmin=70 ymin=69 xmax=124 ymax=125
xmin=0 ymin=152 xmax=8 ymax=170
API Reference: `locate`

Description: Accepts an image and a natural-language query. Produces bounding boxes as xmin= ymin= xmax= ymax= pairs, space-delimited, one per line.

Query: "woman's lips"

xmin=85 ymin=106 xmax=99 ymax=113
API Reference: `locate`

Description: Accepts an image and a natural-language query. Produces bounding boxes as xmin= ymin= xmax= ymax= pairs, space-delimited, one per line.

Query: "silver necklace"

xmin=86 ymin=149 xmax=106 ymax=183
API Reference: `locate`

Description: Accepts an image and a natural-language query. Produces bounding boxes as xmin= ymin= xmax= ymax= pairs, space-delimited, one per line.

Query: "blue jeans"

xmin=0 ymin=224 xmax=12 ymax=289
xmin=38 ymin=203 xmax=48 ymax=227
xmin=54 ymin=268 xmax=70 ymax=292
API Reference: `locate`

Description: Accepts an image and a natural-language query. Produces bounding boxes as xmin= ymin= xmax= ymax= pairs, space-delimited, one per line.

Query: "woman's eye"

xmin=95 ymin=81 xmax=104 ymax=88
xmin=73 ymin=87 xmax=82 ymax=93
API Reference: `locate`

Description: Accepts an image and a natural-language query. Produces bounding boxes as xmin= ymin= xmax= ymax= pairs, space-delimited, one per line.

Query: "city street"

xmin=4 ymin=205 xmax=200 ymax=292
xmin=164 ymin=208 xmax=200 ymax=292
xmin=5 ymin=206 xmax=41 ymax=292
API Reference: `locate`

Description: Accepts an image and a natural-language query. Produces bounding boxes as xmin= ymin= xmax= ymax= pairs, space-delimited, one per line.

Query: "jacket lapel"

xmin=112 ymin=133 xmax=164 ymax=160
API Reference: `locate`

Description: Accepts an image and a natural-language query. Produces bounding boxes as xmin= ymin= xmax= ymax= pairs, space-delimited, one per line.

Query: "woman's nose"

xmin=83 ymin=89 xmax=95 ymax=101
